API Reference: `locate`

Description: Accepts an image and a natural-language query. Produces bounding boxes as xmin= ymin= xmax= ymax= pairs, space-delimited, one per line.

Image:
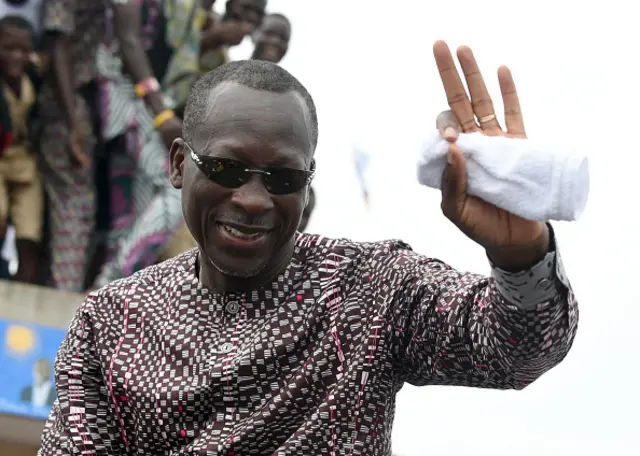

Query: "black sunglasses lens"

xmin=193 ymin=151 xmax=311 ymax=195
xmin=263 ymin=169 xmax=309 ymax=195
xmin=200 ymin=157 xmax=247 ymax=188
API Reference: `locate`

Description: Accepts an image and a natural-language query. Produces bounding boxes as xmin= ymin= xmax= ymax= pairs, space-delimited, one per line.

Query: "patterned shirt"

xmin=42 ymin=0 xmax=105 ymax=87
xmin=39 ymin=231 xmax=578 ymax=455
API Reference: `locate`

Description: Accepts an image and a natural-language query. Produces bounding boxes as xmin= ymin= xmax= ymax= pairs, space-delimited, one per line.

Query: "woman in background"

xmin=90 ymin=0 xmax=209 ymax=289
xmin=37 ymin=0 xmax=105 ymax=291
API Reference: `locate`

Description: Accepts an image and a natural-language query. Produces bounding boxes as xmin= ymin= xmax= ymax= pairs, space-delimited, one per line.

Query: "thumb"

xmin=436 ymin=110 xmax=460 ymax=143
xmin=440 ymin=143 xmax=467 ymax=220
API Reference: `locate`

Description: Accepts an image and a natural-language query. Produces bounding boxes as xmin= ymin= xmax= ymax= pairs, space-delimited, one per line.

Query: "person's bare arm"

xmin=110 ymin=0 xmax=165 ymax=115
xmin=41 ymin=0 xmax=78 ymax=128
xmin=200 ymin=21 xmax=225 ymax=52
xmin=50 ymin=35 xmax=76 ymax=127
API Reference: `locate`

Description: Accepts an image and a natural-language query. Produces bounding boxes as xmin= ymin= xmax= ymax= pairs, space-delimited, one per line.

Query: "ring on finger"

xmin=477 ymin=113 xmax=496 ymax=124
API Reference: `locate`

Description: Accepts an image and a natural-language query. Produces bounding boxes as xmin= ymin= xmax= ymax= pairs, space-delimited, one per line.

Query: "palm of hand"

xmin=433 ymin=41 xmax=544 ymax=249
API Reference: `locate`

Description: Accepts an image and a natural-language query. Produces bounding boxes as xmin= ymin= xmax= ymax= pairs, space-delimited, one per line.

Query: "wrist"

xmin=153 ymin=109 xmax=176 ymax=129
xmin=135 ymin=77 xmax=165 ymax=115
xmin=486 ymin=223 xmax=550 ymax=272
xmin=146 ymin=93 xmax=167 ymax=116
xmin=135 ymin=77 xmax=159 ymax=98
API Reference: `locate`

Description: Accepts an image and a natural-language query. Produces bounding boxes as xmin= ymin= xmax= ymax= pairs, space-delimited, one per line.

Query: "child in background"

xmin=250 ymin=13 xmax=291 ymax=63
xmin=0 ymin=15 xmax=43 ymax=283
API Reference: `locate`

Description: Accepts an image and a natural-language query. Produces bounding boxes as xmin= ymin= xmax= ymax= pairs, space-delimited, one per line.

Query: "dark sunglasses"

xmin=185 ymin=142 xmax=314 ymax=195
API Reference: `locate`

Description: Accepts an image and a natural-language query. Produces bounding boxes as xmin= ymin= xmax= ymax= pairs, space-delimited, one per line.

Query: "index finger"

xmin=433 ymin=41 xmax=479 ymax=133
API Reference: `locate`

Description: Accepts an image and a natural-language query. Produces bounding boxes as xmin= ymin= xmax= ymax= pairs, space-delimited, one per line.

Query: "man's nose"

xmin=230 ymin=175 xmax=274 ymax=214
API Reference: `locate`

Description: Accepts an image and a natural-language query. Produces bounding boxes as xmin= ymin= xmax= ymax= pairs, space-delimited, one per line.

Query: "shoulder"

xmin=294 ymin=234 xmax=457 ymax=309
xmin=295 ymin=233 xmax=433 ymax=273
xmin=296 ymin=232 xmax=415 ymax=255
xmin=295 ymin=233 xmax=459 ymax=290
xmin=84 ymin=249 xmax=198 ymax=319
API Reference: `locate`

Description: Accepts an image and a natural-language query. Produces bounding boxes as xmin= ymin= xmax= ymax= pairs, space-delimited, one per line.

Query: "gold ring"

xmin=477 ymin=113 xmax=496 ymax=124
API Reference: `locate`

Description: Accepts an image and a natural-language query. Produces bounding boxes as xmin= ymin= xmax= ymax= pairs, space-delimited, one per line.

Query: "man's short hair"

xmin=182 ymin=60 xmax=318 ymax=152
xmin=0 ymin=15 xmax=33 ymax=34
xmin=267 ymin=13 xmax=290 ymax=26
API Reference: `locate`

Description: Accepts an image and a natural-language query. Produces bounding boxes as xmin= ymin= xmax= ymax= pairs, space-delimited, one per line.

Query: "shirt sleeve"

xmin=384 ymin=224 xmax=578 ymax=389
xmin=42 ymin=0 xmax=76 ymax=35
xmin=38 ymin=297 xmax=127 ymax=456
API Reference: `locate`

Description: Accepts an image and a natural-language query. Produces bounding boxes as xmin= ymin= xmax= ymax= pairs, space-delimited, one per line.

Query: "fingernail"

xmin=444 ymin=127 xmax=457 ymax=139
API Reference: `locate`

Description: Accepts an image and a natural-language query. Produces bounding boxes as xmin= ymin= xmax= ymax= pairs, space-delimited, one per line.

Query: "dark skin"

xmin=251 ymin=14 xmax=290 ymax=63
xmin=0 ymin=25 xmax=31 ymax=93
xmin=433 ymin=40 xmax=550 ymax=271
xmin=48 ymin=28 xmax=89 ymax=167
xmin=111 ymin=1 xmax=182 ymax=147
xmin=0 ymin=25 xmax=41 ymax=283
xmin=201 ymin=0 xmax=266 ymax=50
xmin=169 ymin=82 xmax=313 ymax=293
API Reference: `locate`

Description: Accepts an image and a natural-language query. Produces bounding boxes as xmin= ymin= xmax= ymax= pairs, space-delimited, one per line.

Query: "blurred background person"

xmin=0 ymin=15 xmax=43 ymax=284
xmin=199 ymin=0 xmax=266 ymax=72
xmin=250 ymin=12 xmax=289 ymax=63
xmin=37 ymin=0 xmax=105 ymax=292
xmin=91 ymin=0 xmax=207 ymax=289
xmin=20 ymin=357 xmax=56 ymax=408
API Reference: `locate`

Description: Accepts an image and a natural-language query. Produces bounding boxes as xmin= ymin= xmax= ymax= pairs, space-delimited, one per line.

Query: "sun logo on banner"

xmin=4 ymin=324 xmax=37 ymax=357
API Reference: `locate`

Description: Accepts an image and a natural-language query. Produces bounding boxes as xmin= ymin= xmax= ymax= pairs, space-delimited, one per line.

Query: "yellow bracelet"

xmin=135 ymin=77 xmax=160 ymax=98
xmin=153 ymin=109 xmax=175 ymax=128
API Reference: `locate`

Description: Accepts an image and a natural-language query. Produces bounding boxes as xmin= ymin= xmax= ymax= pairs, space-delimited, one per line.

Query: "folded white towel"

xmin=417 ymin=131 xmax=589 ymax=221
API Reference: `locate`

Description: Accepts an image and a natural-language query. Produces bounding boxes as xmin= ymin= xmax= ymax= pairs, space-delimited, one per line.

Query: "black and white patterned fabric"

xmin=39 ymin=232 xmax=578 ymax=455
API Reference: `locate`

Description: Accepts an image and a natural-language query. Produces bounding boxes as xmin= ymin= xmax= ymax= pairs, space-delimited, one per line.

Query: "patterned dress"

xmin=38 ymin=0 xmax=106 ymax=291
xmin=94 ymin=0 xmax=206 ymax=287
xmin=39 ymin=231 xmax=578 ymax=455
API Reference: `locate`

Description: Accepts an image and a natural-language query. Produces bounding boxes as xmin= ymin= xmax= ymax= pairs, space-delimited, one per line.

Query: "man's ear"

xmin=169 ymin=138 xmax=186 ymax=189
xmin=307 ymin=185 xmax=316 ymax=209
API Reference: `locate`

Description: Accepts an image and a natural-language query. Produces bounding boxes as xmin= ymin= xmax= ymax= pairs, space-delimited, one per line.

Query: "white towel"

xmin=417 ymin=131 xmax=589 ymax=221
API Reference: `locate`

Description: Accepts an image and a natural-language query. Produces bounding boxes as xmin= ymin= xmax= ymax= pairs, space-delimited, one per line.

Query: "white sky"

xmin=225 ymin=1 xmax=639 ymax=454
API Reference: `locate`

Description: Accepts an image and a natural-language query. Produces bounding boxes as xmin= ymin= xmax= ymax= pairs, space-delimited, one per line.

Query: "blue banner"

xmin=0 ymin=319 xmax=65 ymax=419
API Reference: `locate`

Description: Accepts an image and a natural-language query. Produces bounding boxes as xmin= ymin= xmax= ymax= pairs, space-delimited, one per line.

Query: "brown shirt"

xmin=0 ymin=77 xmax=37 ymax=183
xmin=39 ymin=231 xmax=577 ymax=455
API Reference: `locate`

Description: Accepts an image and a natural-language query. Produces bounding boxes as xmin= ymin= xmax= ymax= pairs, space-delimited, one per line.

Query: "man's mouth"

xmin=217 ymin=222 xmax=271 ymax=242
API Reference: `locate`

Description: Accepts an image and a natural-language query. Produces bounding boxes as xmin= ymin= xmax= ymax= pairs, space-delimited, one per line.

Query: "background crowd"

xmin=0 ymin=0 xmax=314 ymax=293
